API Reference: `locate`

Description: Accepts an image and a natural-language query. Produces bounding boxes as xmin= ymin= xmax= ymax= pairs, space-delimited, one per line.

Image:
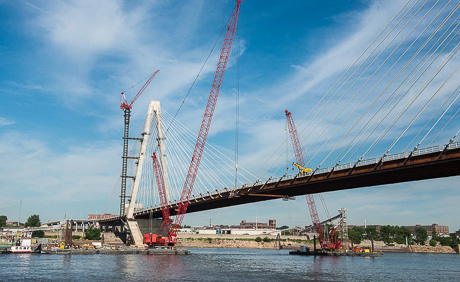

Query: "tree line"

xmin=348 ymin=225 xmax=459 ymax=247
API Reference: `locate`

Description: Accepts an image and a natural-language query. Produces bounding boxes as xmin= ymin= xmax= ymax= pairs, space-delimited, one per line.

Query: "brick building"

xmin=348 ymin=223 xmax=450 ymax=236
xmin=405 ymin=224 xmax=450 ymax=236
xmin=88 ymin=214 xmax=118 ymax=220
xmin=231 ymin=219 xmax=276 ymax=229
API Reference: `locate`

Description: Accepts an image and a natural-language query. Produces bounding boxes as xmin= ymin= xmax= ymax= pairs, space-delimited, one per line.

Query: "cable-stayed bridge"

xmin=100 ymin=0 xmax=460 ymax=245
xmin=134 ymin=141 xmax=460 ymax=219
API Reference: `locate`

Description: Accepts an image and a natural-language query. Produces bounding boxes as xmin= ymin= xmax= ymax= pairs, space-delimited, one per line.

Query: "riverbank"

xmin=177 ymin=234 xmax=308 ymax=249
xmin=42 ymin=232 xmax=458 ymax=254
xmin=354 ymin=239 xmax=457 ymax=254
xmin=176 ymin=235 xmax=459 ymax=254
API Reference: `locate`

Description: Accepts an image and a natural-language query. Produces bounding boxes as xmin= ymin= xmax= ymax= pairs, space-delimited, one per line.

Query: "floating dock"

xmin=289 ymin=246 xmax=383 ymax=257
xmin=41 ymin=247 xmax=190 ymax=255
xmin=289 ymin=250 xmax=383 ymax=257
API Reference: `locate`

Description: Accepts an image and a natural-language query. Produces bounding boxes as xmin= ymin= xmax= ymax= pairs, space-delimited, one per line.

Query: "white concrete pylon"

xmin=151 ymin=101 xmax=171 ymax=203
xmin=126 ymin=101 xmax=155 ymax=220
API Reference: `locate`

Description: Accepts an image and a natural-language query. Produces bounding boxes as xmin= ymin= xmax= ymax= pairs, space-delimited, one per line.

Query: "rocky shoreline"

xmin=178 ymin=238 xmax=302 ymax=249
xmin=355 ymin=239 xmax=457 ymax=254
xmin=177 ymin=236 xmax=459 ymax=254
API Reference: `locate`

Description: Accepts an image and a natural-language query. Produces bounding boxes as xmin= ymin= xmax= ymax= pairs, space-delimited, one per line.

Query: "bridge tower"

xmin=119 ymin=70 xmax=160 ymax=216
xmin=151 ymin=101 xmax=171 ymax=202
xmin=125 ymin=101 xmax=156 ymax=246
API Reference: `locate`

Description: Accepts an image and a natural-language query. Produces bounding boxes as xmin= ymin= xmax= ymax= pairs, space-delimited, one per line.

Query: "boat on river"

xmin=289 ymin=246 xmax=383 ymax=257
xmin=3 ymin=231 xmax=41 ymax=254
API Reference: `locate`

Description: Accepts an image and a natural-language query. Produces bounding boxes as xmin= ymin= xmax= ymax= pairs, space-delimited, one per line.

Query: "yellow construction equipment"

xmin=293 ymin=162 xmax=313 ymax=174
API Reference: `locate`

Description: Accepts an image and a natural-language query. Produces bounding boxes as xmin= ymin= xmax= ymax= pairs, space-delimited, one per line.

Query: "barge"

xmin=289 ymin=246 xmax=383 ymax=257
xmin=41 ymin=247 xmax=190 ymax=255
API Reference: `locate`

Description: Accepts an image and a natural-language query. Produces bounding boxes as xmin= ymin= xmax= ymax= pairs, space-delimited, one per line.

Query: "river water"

xmin=1 ymin=248 xmax=459 ymax=281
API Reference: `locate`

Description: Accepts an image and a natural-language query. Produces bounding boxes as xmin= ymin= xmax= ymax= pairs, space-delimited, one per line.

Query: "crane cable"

xmin=165 ymin=11 xmax=236 ymax=135
xmin=235 ymin=18 xmax=240 ymax=190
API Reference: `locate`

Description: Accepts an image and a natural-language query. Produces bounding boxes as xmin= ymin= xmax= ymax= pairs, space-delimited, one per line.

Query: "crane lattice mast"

xmin=171 ymin=0 xmax=242 ymax=238
xmin=285 ymin=110 xmax=326 ymax=248
xmin=152 ymin=152 xmax=173 ymax=241
xmin=119 ymin=70 xmax=160 ymax=216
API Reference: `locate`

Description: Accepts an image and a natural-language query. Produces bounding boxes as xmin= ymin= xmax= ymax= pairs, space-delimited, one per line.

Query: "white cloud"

xmin=0 ymin=117 xmax=15 ymax=127
xmin=37 ymin=0 xmax=134 ymax=59
xmin=0 ymin=131 xmax=121 ymax=221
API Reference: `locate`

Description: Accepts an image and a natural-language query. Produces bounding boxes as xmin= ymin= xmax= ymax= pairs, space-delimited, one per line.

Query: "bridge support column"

xmin=151 ymin=101 xmax=172 ymax=203
xmin=127 ymin=220 xmax=144 ymax=247
xmin=125 ymin=101 xmax=156 ymax=246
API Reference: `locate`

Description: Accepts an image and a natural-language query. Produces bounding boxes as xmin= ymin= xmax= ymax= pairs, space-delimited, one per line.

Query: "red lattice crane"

xmin=119 ymin=70 xmax=160 ymax=217
xmin=120 ymin=70 xmax=160 ymax=110
xmin=144 ymin=152 xmax=175 ymax=247
xmin=285 ymin=110 xmax=340 ymax=250
xmin=169 ymin=0 xmax=242 ymax=240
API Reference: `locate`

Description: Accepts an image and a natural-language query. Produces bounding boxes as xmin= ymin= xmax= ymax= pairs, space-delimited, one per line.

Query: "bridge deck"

xmin=134 ymin=142 xmax=460 ymax=219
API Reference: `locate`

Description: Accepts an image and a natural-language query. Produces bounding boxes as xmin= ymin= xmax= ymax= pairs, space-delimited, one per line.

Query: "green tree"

xmin=0 ymin=215 xmax=7 ymax=227
xmin=349 ymin=227 xmax=364 ymax=244
xmin=278 ymin=225 xmax=289 ymax=230
xmin=450 ymin=234 xmax=459 ymax=246
xmin=415 ymin=227 xmax=428 ymax=245
xmin=25 ymin=214 xmax=40 ymax=227
xmin=364 ymin=226 xmax=379 ymax=240
xmin=380 ymin=225 xmax=393 ymax=244
xmin=84 ymin=225 xmax=101 ymax=240
xmin=263 ymin=237 xmax=270 ymax=242
xmin=438 ymin=236 xmax=452 ymax=246
xmin=395 ymin=226 xmax=412 ymax=245
xmin=429 ymin=239 xmax=437 ymax=247
xmin=255 ymin=237 xmax=262 ymax=242
xmin=32 ymin=230 xmax=44 ymax=238
xmin=431 ymin=231 xmax=439 ymax=241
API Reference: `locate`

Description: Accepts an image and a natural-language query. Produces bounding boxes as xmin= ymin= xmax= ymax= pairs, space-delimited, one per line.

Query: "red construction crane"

xmin=144 ymin=152 xmax=175 ymax=247
xmin=169 ymin=0 xmax=242 ymax=240
xmin=119 ymin=70 xmax=160 ymax=217
xmin=285 ymin=110 xmax=340 ymax=250
xmin=120 ymin=70 xmax=160 ymax=110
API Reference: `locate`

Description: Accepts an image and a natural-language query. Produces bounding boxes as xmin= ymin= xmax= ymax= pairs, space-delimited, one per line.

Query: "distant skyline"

xmin=0 ymin=0 xmax=459 ymax=232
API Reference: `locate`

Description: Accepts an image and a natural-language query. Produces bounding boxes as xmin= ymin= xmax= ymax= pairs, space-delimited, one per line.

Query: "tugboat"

xmin=9 ymin=231 xmax=41 ymax=254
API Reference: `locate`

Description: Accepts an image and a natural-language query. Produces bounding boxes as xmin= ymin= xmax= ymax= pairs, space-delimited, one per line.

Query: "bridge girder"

xmin=134 ymin=146 xmax=460 ymax=220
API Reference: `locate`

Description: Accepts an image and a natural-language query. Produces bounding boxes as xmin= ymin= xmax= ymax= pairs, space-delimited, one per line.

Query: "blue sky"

xmin=1 ymin=0 xmax=459 ymax=232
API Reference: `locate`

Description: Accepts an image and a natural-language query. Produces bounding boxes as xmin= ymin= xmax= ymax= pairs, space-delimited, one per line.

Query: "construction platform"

xmin=289 ymin=246 xmax=383 ymax=257
xmin=41 ymin=247 xmax=191 ymax=255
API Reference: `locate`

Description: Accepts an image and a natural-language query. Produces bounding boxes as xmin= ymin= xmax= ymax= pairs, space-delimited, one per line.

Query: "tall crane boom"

xmin=285 ymin=110 xmax=325 ymax=248
xmin=171 ymin=0 xmax=241 ymax=238
xmin=120 ymin=70 xmax=160 ymax=109
xmin=119 ymin=70 xmax=160 ymax=217
xmin=286 ymin=110 xmax=307 ymax=168
xmin=152 ymin=152 xmax=172 ymax=238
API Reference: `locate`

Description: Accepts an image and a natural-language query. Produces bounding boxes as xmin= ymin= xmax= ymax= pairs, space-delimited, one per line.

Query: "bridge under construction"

xmin=98 ymin=0 xmax=460 ymax=248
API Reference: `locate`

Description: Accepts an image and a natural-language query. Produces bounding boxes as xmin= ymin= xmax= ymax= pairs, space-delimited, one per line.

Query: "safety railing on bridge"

xmin=139 ymin=142 xmax=459 ymax=213
xmin=316 ymin=141 xmax=460 ymax=174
